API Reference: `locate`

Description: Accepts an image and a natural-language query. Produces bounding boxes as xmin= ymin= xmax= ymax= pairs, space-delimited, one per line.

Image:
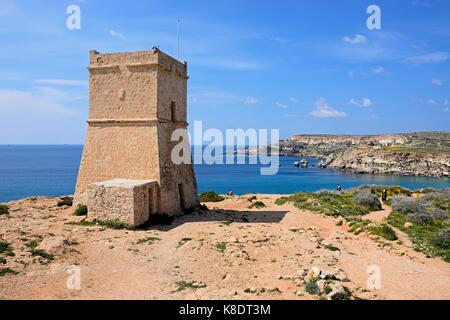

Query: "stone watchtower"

xmin=74 ymin=48 xmax=199 ymax=223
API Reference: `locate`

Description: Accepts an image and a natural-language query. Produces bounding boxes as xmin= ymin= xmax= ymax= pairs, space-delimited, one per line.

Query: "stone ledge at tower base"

xmin=85 ymin=179 xmax=158 ymax=227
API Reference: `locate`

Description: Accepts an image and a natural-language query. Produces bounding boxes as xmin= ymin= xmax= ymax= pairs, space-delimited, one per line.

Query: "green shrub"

xmin=274 ymin=197 xmax=289 ymax=205
xmin=432 ymin=229 xmax=450 ymax=249
xmin=391 ymin=196 xmax=424 ymax=214
xmin=305 ymin=281 xmax=320 ymax=295
xmin=25 ymin=239 xmax=54 ymax=261
xmin=0 ymin=267 xmax=18 ymax=276
xmin=356 ymin=185 xmax=412 ymax=198
xmin=388 ymin=189 xmax=450 ymax=262
xmin=352 ymin=190 xmax=382 ymax=211
xmin=73 ymin=205 xmax=88 ymax=216
xmin=31 ymin=249 xmax=54 ymax=261
xmin=0 ymin=204 xmax=9 ymax=215
xmin=281 ymin=191 xmax=370 ymax=217
xmin=0 ymin=240 xmax=14 ymax=257
xmin=248 ymin=201 xmax=266 ymax=209
xmin=199 ymin=191 xmax=224 ymax=202
xmin=96 ymin=219 xmax=136 ymax=230
xmin=174 ymin=281 xmax=205 ymax=292
xmin=408 ymin=212 xmax=435 ymax=226
xmin=69 ymin=218 xmax=137 ymax=230
xmin=57 ymin=196 xmax=73 ymax=207
xmin=177 ymin=238 xmax=192 ymax=248
xmin=368 ymin=224 xmax=398 ymax=241
xmin=215 ymin=242 xmax=227 ymax=253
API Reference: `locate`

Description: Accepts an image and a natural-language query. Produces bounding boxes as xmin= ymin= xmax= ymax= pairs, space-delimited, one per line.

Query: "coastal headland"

xmin=238 ymin=132 xmax=450 ymax=178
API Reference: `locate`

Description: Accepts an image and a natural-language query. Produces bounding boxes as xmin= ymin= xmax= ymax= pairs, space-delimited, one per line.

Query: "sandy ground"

xmin=1 ymin=194 xmax=449 ymax=300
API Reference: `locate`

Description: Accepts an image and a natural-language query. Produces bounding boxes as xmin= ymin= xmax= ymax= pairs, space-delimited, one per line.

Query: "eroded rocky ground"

xmin=1 ymin=195 xmax=450 ymax=300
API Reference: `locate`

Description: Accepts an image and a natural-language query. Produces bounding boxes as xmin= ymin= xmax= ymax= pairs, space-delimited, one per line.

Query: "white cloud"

xmin=109 ymin=30 xmax=126 ymax=40
xmin=0 ymin=88 xmax=85 ymax=144
xmin=411 ymin=1 xmax=431 ymax=7
xmin=443 ymin=107 xmax=449 ymax=112
xmin=275 ymin=102 xmax=288 ymax=109
xmin=406 ymin=51 xmax=449 ymax=65
xmin=343 ymin=34 xmax=367 ymax=45
xmin=189 ymin=88 xmax=237 ymax=106
xmin=349 ymin=98 xmax=373 ymax=107
xmin=189 ymin=87 xmax=258 ymax=107
xmin=35 ymin=79 xmax=88 ymax=86
xmin=194 ymin=58 xmax=265 ymax=71
xmin=289 ymin=97 xmax=298 ymax=103
xmin=427 ymin=98 xmax=438 ymax=106
xmin=310 ymin=98 xmax=346 ymax=118
xmin=272 ymin=37 xmax=290 ymax=43
xmin=330 ymin=31 xmax=403 ymax=63
xmin=431 ymin=79 xmax=443 ymax=86
xmin=243 ymin=97 xmax=259 ymax=105
xmin=372 ymin=66 xmax=386 ymax=74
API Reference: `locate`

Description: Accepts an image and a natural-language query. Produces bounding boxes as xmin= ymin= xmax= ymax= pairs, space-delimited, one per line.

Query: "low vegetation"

xmin=388 ymin=189 xmax=449 ymax=262
xmin=356 ymin=185 xmax=412 ymax=201
xmin=275 ymin=185 xmax=412 ymax=218
xmin=25 ymin=239 xmax=54 ymax=262
xmin=352 ymin=190 xmax=382 ymax=211
xmin=215 ymin=242 xmax=227 ymax=253
xmin=199 ymin=191 xmax=224 ymax=202
xmin=0 ymin=204 xmax=9 ymax=215
xmin=73 ymin=205 xmax=88 ymax=216
xmin=174 ymin=280 xmax=206 ymax=292
xmin=69 ymin=214 xmax=174 ymax=230
xmin=304 ymin=280 xmax=320 ymax=295
xmin=137 ymin=237 xmax=161 ymax=245
xmin=368 ymin=224 xmax=398 ymax=241
xmin=177 ymin=238 xmax=192 ymax=248
xmin=69 ymin=219 xmax=137 ymax=231
xmin=248 ymin=201 xmax=266 ymax=209
xmin=275 ymin=190 xmax=372 ymax=218
xmin=279 ymin=188 xmax=402 ymax=242
xmin=0 ymin=267 xmax=18 ymax=276
xmin=0 ymin=240 xmax=15 ymax=257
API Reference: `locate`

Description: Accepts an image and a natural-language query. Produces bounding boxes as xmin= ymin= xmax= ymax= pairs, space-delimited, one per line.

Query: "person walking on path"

xmin=382 ymin=189 xmax=388 ymax=202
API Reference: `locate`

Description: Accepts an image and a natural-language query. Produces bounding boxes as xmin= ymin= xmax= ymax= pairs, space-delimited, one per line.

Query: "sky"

xmin=0 ymin=0 xmax=449 ymax=144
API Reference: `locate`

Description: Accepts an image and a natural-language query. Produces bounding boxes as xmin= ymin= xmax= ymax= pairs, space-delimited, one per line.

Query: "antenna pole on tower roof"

xmin=177 ymin=18 xmax=180 ymax=60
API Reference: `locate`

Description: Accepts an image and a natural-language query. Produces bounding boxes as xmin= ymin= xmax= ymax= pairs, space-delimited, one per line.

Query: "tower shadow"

xmin=149 ymin=208 xmax=289 ymax=231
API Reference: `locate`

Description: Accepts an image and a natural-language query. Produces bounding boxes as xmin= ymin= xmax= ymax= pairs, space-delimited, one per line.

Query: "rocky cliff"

xmin=279 ymin=132 xmax=450 ymax=178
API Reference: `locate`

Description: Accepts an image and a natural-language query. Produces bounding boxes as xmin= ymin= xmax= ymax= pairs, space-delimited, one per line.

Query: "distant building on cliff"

xmin=74 ymin=48 xmax=199 ymax=224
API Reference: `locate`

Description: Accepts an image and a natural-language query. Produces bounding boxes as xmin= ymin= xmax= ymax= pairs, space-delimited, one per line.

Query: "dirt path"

xmin=1 ymin=195 xmax=449 ymax=300
xmin=363 ymin=203 xmax=392 ymax=224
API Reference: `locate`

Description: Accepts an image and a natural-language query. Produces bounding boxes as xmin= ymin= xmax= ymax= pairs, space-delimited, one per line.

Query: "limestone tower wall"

xmin=74 ymin=48 xmax=199 ymax=217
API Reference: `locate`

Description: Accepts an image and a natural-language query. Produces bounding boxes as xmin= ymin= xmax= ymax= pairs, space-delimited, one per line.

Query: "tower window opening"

xmin=171 ymin=101 xmax=176 ymax=122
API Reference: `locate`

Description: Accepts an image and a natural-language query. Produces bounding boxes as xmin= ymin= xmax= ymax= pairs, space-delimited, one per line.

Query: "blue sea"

xmin=0 ymin=145 xmax=449 ymax=202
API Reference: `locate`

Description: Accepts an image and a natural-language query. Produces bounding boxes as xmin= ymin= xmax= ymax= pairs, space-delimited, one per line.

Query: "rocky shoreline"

xmin=321 ymin=148 xmax=450 ymax=178
xmin=273 ymin=132 xmax=450 ymax=178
